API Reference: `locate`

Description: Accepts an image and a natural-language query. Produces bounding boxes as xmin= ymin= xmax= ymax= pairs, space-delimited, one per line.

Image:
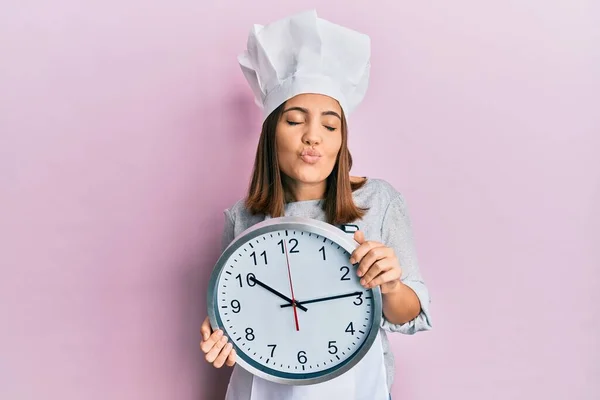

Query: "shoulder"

xmin=223 ymin=197 xmax=264 ymax=228
xmin=224 ymin=197 xmax=249 ymax=220
xmin=356 ymin=177 xmax=406 ymax=209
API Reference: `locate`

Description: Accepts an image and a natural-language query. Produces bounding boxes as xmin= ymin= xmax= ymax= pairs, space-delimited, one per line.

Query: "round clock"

xmin=207 ymin=216 xmax=383 ymax=385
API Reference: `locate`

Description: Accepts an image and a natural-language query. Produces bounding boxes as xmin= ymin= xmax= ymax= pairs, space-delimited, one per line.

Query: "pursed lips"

xmin=300 ymin=149 xmax=322 ymax=164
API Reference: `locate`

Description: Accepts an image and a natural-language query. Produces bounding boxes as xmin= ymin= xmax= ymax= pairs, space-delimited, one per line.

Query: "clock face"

xmin=207 ymin=217 xmax=382 ymax=385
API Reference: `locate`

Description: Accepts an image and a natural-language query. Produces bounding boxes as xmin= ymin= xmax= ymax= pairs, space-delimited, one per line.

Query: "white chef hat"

xmin=238 ymin=10 xmax=371 ymax=121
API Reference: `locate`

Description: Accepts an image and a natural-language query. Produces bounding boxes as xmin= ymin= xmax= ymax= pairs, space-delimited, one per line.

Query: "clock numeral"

xmin=231 ymin=299 xmax=241 ymax=313
xmin=236 ymin=273 xmax=256 ymax=288
xmin=267 ymin=344 xmax=277 ymax=357
xmin=340 ymin=266 xmax=351 ymax=281
xmin=250 ymin=251 xmax=268 ymax=266
xmin=278 ymin=238 xmax=299 ymax=254
xmin=245 ymin=328 xmax=255 ymax=341
xmin=297 ymin=350 xmax=307 ymax=364
xmin=345 ymin=322 xmax=355 ymax=335
xmin=353 ymin=292 xmax=363 ymax=306
xmin=319 ymin=246 xmax=326 ymax=260
xmin=328 ymin=341 xmax=338 ymax=354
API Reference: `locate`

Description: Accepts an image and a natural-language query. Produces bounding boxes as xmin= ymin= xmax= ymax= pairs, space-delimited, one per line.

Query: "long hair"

xmin=244 ymin=102 xmax=367 ymax=225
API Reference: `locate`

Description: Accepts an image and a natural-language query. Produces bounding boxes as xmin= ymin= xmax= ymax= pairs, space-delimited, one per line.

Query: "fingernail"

xmin=226 ymin=343 xmax=233 ymax=350
xmin=349 ymin=258 xmax=355 ymax=264
xmin=216 ymin=330 xmax=223 ymax=337
xmin=357 ymin=270 xmax=363 ymax=277
xmin=360 ymin=279 xmax=365 ymax=285
xmin=220 ymin=336 xmax=227 ymax=344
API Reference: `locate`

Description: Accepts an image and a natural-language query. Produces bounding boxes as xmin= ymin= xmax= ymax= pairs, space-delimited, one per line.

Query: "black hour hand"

xmin=280 ymin=291 xmax=363 ymax=308
xmin=249 ymin=276 xmax=308 ymax=312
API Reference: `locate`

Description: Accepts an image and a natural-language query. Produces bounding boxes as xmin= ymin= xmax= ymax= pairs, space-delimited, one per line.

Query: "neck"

xmin=284 ymin=178 xmax=327 ymax=202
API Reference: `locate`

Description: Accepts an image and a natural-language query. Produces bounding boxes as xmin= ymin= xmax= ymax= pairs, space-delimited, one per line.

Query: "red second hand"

xmin=283 ymin=240 xmax=300 ymax=331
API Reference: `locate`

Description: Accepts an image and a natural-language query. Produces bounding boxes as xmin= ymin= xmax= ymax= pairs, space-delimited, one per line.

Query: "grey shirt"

xmin=220 ymin=177 xmax=432 ymax=392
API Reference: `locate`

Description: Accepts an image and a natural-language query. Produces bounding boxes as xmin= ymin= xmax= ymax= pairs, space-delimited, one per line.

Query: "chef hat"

xmin=238 ymin=10 xmax=371 ymax=121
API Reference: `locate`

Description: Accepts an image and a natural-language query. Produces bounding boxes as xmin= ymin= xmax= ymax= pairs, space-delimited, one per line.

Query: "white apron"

xmin=224 ymin=330 xmax=389 ymax=400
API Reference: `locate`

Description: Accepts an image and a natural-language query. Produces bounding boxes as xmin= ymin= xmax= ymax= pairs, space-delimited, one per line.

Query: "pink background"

xmin=1 ymin=1 xmax=599 ymax=399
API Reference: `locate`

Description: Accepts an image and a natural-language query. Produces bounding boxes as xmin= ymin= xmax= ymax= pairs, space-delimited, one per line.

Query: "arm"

xmin=380 ymin=194 xmax=432 ymax=334
xmin=200 ymin=208 xmax=237 ymax=368
xmin=381 ymin=278 xmax=422 ymax=325
xmin=352 ymin=194 xmax=432 ymax=334
xmin=220 ymin=209 xmax=236 ymax=252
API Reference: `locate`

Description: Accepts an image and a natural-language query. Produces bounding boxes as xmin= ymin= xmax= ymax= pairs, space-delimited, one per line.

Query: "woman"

xmin=200 ymin=10 xmax=432 ymax=400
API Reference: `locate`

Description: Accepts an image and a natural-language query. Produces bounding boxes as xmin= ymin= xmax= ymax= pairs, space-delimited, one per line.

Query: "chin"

xmin=289 ymin=168 xmax=331 ymax=185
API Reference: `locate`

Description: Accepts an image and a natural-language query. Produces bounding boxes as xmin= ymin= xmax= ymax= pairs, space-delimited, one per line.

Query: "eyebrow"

xmin=283 ymin=106 xmax=341 ymax=120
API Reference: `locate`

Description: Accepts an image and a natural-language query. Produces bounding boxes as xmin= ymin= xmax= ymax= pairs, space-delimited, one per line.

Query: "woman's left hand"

xmin=350 ymin=230 xmax=402 ymax=294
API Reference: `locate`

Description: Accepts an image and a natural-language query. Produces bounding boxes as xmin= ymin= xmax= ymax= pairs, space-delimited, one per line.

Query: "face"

xmin=275 ymin=93 xmax=343 ymax=190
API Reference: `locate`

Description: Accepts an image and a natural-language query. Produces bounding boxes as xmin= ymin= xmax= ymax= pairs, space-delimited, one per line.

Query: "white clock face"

xmin=209 ymin=220 xmax=380 ymax=385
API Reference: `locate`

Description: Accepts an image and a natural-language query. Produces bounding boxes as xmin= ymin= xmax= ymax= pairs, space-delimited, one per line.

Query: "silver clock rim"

xmin=207 ymin=216 xmax=383 ymax=386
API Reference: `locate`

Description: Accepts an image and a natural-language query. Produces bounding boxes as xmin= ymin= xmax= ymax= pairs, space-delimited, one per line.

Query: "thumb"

xmin=201 ymin=316 xmax=212 ymax=341
xmin=353 ymin=230 xmax=366 ymax=244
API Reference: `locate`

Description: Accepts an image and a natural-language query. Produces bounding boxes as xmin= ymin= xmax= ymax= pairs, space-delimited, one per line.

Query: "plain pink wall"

xmin=1 ymin=1 xmax=599 ymax=399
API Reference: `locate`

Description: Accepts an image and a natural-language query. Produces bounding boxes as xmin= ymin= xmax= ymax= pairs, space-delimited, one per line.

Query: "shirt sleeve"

xmin=220 ymin=209 xmax=236 ymax=252
xmin=379 ymin=193 xmax=433 ymax=334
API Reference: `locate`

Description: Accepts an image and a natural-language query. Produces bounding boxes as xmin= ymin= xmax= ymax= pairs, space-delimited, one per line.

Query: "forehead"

xmin=284 ymin=93 xmax=342 ymax=114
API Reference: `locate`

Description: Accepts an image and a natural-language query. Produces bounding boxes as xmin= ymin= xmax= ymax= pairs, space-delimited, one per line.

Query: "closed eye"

xmin=287 ymin=120 xmax=336 ymax=131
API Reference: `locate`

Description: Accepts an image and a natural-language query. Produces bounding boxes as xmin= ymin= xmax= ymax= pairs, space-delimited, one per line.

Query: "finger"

xmin=225 ymin=349 xmax=237 ymax=367
xmin=200 ymin=329 xmax=224 ymax=353
xmin=349 ymin=231 xmax=368 ymax=264
xmin=349 ymin=240 xmax=380 ymax=265
xmin=361 ymin=258 xmax=395 ymax=286
xmin=368 ymin=269 xmax=402 ymax=290
xmin=356 ymin=245 xmax=392 ymax=278
xmin=205 ymin=334 xmax=229 ymax=363
xmin=213 ymin=342 xmax=234 ymax=368
xmin=200 ymin=316 xmax=212 ymax=341
xmin=353 ymin=230 xmax=366 ymax=245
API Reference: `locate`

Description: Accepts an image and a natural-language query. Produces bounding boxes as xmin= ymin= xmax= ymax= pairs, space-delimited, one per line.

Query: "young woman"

xmin=200 ymin=10 xmax=432 ymax=400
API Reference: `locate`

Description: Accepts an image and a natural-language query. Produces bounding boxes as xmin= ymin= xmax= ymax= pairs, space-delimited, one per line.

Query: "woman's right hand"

xmin=200 ymin=316 xmax=237 ymax=368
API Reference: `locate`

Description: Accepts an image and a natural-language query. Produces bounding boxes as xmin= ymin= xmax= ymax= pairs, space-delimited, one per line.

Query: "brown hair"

xmin=244 ymin=102 xmax=367 ymax=225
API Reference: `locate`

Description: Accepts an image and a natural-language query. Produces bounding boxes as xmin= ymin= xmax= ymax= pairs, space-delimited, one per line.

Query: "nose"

xmin=301 ymin=120 xmax=322 ymax=146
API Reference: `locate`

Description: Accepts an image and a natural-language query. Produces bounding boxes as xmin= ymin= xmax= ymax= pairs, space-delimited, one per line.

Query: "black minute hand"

xmin=280 ymin=291 xmax=363 ymax=308
xmin=249 ymin=276 xmax=308 ymax=312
